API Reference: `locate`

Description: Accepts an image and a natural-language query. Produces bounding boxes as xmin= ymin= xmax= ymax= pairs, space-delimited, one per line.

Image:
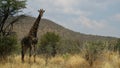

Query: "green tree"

xmin=0 ymin=0 xmax=26 ymax=35
xmin=0 ymin=35 xmax=17 ymax=60
xmin=39 ymin=32 xmax=60 ymax=65
xmin=39 ymin=32 xmax=60 ymax=57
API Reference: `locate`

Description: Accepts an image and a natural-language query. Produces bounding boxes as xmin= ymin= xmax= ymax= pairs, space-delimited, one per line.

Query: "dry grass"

xmin=65 ymin=55 xmax=89 ymax=68
xmin=0 ymin=52 xmax=119 ymax=68
xmin=93 ymin=51 xmax=120 ymax=68
xmin=0 ymin=56 xmax=46 ymax=68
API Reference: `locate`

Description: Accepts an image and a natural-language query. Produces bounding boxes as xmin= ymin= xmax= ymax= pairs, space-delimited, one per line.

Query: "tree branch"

xmin=3 ymin=16 xmax=20 ymax=36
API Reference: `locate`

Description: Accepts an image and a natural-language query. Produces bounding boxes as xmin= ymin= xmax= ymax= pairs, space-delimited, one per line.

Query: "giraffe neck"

xmin=28 ymin=14 xmax=41 ymax=37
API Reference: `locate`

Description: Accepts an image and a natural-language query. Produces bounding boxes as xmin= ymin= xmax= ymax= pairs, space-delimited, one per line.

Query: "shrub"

xmin=38 ymin=32 xmax=60 ymax=64
xmin=0 ymin=35 xmax=17 ymax=59
xmin=39 ymin=32 xmax=60 ymax=57
xmin=114 ymin=39 xmax=120 ymax=53
xmin=81 ymin=41 xmax=106 ymax=66
xmin=57 ymin=39 xmax=82 ymax=54
xmin=38 ymin=32 xmax=60 ymax=65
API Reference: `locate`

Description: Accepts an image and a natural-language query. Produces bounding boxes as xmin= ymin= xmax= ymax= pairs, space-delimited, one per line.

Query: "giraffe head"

xmin=38 ymin=9 xmax=45 ymax=17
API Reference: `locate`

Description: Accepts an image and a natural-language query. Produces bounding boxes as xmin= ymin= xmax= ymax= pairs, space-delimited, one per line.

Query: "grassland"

xmin=1 ymin=15 xmax=119 ymax=68
xmin=0 ymin=51 xmax=120 ymax=68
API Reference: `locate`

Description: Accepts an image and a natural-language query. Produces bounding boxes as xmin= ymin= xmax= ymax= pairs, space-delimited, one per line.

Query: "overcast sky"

xmin=22 ymin=0 xmax=120 ymax=38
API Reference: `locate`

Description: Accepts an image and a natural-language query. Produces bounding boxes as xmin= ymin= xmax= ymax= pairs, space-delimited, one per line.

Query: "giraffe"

xmin=21 ymin=9 xmax=45 ymax=62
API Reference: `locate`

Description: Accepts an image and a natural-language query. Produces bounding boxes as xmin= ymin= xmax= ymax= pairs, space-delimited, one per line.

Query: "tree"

xmin=39 ymin=32 xmax=60 ymax=57
xmin=0 ymin=35 xmax=17 ymax=60
xmin=39 ymin=32 xmax=60 ymax=65
xmin=0 ymin=0 xmax=26 ymax=35
xmin=82 ymin=41 xmax=106 ymax=66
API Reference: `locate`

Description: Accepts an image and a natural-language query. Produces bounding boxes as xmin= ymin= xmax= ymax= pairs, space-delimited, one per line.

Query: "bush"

xmin=82 ymin=41 xmax=106 ymax=66
xmin=57 ymin=39 xmax=82 ymax=54
xmin=114 ymin=39 xmax=120 ymax=53
xmin=39 ymin=32 xmax=60 ymax=57
xmin=0 ymin=35 xmax=17 ymax=59
xmin=38 ymin=32 xmax=60 ymax=65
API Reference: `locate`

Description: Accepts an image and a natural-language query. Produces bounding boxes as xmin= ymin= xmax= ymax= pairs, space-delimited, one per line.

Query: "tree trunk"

xmin=0 ymin=14 xmax=9 ymax=34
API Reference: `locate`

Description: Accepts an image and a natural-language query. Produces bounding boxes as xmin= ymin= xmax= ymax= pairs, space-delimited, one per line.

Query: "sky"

xmin=22 ymin=0 xmax=120 ymax=38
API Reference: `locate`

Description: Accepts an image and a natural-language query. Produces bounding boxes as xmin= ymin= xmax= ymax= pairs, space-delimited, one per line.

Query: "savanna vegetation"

xmin=0 ymin=0 xmax=120 ymax=68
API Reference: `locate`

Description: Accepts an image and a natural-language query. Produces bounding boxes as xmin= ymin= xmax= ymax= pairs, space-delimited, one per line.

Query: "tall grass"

xmin=0 ymin=51 xmax=119 ymax=68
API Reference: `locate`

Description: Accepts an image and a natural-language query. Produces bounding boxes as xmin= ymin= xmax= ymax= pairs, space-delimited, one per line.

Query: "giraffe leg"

xmin=33 ymin=45 xmax=36 ymax=62
xmin=21 ymin=46 xmax=26 ymax=63
xmin=21 ymin=49 xmax=24 ymax=62
xmin=29 ymin=46 xmax=32 ymax=62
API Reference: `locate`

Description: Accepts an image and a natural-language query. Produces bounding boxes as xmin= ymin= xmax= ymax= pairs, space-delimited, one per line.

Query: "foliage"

xmin=0 ymin=35 xmax=17 ymax=59
xmin=0 ymin=0 xmax=26 ymax=16
xmin=0 ymin=0 xmax=26 ymax=34
xmin=39 ymin=32 xmax=60 ymax=57
xmin=57 ymin=39 xmax=82 ymax=54
xmin=114 ymin=39 xmax=120 ymax=52
xmin=62 ymin=53 xmax=70 ymax=60
xmin=82 ymin=41 xmax=107 ymax=66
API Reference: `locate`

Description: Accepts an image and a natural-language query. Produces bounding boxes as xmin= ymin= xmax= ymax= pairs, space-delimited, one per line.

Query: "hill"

xmin=12 ymin=15 xmax=116 ymax=41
